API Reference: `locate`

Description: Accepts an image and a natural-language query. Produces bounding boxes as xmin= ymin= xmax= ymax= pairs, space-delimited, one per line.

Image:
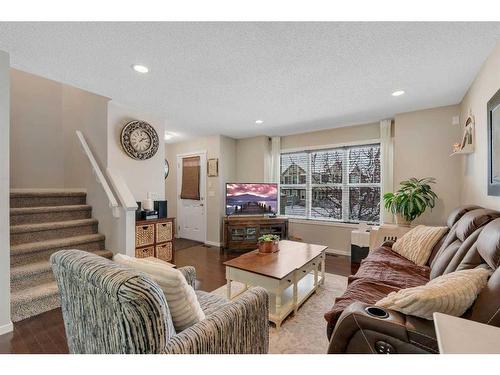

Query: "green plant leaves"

xmin=382 ymin=177 xmax=438 ymax=222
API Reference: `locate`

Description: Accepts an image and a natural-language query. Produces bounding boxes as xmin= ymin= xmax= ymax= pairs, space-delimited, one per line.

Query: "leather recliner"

xmin=327 ymin=206 xmax=500 ymax=354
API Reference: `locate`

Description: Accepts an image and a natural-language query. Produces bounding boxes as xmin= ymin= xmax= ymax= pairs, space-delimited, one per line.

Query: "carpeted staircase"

xmin=10 ymin=189 xmax=113 ymax=322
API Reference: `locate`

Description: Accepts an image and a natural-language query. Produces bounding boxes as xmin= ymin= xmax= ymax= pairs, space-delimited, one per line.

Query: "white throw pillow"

xmin=392 ymin=225 xmax=448 ymax=266
xmin=376 ymin=268 xmax=491 ymax=320
xmin=113 ymin=254 xmax=205 ymax=332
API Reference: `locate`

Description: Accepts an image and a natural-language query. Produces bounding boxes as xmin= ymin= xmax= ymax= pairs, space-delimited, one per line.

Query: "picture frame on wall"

xmin=487 ymin=88 xmax=500 ymax=196
xmin=207 ymin=158 xmax=219 ymax=177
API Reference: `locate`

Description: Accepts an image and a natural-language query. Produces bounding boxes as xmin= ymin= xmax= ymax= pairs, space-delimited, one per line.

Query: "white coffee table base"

xmin=225 ymin=251 xmax=325 ymax=329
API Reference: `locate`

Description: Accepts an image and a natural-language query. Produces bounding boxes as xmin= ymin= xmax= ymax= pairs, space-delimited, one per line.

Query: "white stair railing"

xmin=76 ymin=130 xmax=120 ymax=218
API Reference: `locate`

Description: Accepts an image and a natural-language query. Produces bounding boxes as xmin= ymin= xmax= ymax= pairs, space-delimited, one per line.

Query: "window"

xmin=280 ymin=143 xmax=381 ymax=223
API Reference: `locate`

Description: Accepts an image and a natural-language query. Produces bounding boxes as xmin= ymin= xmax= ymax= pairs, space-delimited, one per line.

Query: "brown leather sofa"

xmin=326 ymin=205 xmax=500 ymax=354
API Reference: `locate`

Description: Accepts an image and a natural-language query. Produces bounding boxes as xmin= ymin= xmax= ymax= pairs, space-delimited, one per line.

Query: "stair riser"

xmin=11 ymin=223 xmax=98 ymax=246
xmin=10 ymin=195 xmax=86 ymax=208
xmin=11 ymin=293 xmax=60 ymax=322
xmin=10 ymin=209 xmax=91 ymax=225
xmin=11 ymin=271 xmax=55 ymax=293
xmin=11 ymin=240 xmax=105 ymax=266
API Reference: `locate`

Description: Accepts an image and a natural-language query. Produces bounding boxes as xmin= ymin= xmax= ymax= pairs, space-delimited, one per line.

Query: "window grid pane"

xmin=280 ymin=143 xmax=381 ymax=224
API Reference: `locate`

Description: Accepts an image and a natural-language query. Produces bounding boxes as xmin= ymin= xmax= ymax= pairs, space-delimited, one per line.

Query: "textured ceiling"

xmin=0 ymin=22 xmax=499 ymax=141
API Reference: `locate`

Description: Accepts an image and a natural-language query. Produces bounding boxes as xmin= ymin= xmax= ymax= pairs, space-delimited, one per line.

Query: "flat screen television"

xmin=226 ymin=183 xmax=278 ymax=216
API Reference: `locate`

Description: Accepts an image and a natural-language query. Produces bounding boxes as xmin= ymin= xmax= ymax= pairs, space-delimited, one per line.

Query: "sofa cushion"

xmin=455 ymin=209 xmax=496 ymax=242
xmin=446 ymin=205 xmax=482 ymax=228
xmin=376 ymin=268 xmax=491 ymax=320
xmin=113 ymin=254 xmax=205 ymax=332
xmin=324 ymin=246 xmax=430 ymax=338
xmin=476 ymin=218 xmax=500 ymax=269
xmin=392 ymin=225 xmax=448 ymax=266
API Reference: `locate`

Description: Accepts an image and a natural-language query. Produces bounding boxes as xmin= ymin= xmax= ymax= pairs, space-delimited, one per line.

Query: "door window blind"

xmin=280 ymin=143 xmax=381 ymax=223
xmin=180 ymin=156 xmax=201 ymax=200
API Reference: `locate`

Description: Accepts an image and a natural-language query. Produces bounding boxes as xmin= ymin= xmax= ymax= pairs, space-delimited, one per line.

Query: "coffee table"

xmin=223 ymin=240 xmax=327 ymax=328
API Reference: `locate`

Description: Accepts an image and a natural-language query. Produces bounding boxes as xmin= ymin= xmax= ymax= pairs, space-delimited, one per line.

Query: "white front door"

xmin=177 ymin=152 xmax=206 ymax=243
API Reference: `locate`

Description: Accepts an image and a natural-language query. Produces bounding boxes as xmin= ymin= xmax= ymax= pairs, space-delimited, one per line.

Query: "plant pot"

xmin=258 ymin=240 xmax=279 ymax=254
xmin=395 ymin=213 xmax=412 ymax=227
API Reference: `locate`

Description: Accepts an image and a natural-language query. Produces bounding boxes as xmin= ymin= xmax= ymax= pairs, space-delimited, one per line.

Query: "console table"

xmin=135 ymin=217 xmax=175 ymax=262
xmin=223 ymin=216 xmax=288 ymax=251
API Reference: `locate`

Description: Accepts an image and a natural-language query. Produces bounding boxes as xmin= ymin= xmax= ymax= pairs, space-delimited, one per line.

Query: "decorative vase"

xmin=395 ymin=213 xmax=412 ymax=227
xmin=258 ymin=240 xmax=279 ymax=253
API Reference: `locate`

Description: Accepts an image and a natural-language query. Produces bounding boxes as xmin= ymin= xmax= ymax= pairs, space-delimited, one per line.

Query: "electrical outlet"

xmin=452 ymin=115 xmax=460 ymax=125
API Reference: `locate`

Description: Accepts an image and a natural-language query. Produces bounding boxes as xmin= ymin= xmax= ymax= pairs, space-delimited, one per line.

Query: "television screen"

xmin=226 ymin=183 xmax=278 ymax=215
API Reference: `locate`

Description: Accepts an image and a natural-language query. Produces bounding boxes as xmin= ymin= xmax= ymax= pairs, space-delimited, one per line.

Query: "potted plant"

xmin=258 ymin=234 xmax=280 ymax=253
xmin=383 ymin=177 xmax=438 ymax=226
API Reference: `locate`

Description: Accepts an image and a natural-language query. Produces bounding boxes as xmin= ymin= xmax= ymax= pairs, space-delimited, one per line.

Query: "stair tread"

xmin=11 ymin=280 xmax=59 ymax=304
xmin=11 ymin=233 xmax=105 ymax=254
xmin=11 ymin=218 xmax=98 ymax=233
xmin=10 ymin=189 xmax=86 ymax=197
xmin=11 ymin=249 xmax=113 ymax=280
xmin=11 ymin=204 xmax=91 ymax=215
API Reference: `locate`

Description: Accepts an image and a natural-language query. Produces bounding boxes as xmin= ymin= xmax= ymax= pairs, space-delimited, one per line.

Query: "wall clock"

xmin=164 ymin=159 xmax=170 ymax=179
xmin=120 ymin=120 xmax=159 ymax=160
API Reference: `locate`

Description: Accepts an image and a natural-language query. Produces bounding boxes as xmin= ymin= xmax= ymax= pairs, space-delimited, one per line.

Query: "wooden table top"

xmin=223 ymin=240 xmax=328 ymax=280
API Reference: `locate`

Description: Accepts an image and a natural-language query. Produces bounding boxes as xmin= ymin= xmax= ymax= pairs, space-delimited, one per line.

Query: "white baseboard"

xmin=0 ymin=321 xmax=13 ymax=335
xmin=325 ymin=248 xmax=350 ymax=256
xmin=205 ymin=241 xmax=221 ymax=247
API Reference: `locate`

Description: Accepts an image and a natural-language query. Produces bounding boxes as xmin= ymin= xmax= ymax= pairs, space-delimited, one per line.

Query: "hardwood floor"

xmin=0 ymin=243 xmax=356 ymax=354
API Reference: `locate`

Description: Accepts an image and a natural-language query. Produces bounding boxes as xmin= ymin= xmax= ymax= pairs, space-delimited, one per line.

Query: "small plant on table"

xmin=258 ymin=234 xmax=280 ymax=253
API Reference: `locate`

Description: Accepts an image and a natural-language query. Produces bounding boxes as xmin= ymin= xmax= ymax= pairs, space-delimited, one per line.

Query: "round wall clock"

xmin=120 ymin=120 xmax=159 ymax=160
xmin=164 ymin=159 xmax=170 ymax=179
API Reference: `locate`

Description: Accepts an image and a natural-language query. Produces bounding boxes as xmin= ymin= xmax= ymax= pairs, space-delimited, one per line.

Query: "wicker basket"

xmin=156 ymin=221 xmax=173 ymax=243
xmin=136 ymin=224 xmax=154 ymax=247
xmin=156 ymin=242 xmax=173 ymax=262
xmin=135 ymin=246 xmax=154 ymax=258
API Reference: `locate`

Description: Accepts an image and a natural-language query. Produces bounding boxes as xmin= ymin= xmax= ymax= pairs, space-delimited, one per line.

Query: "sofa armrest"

xmin=164 ymin=287 xmax=269 ymax=354
xmin=178 ymin=266 xmax=197 ymax=289
xmin=328 ymin=302 xmax=438 ymax=354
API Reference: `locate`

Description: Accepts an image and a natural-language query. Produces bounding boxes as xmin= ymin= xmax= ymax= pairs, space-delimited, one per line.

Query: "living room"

xmin=1 ymin=1 xmax=500 ymax=372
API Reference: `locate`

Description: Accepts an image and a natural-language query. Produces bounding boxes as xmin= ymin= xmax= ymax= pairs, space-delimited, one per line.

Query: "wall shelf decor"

xmin=450 ymin=112 xmax=475 ymax=156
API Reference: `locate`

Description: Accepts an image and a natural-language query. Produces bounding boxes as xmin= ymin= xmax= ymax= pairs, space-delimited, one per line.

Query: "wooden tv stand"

xmin=223 ymin=216 xmax=288 ymax=251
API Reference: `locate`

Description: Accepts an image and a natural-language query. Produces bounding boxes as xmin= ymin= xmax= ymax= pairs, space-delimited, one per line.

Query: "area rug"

xmin=211 ymin=273 xmax=348 ymax=354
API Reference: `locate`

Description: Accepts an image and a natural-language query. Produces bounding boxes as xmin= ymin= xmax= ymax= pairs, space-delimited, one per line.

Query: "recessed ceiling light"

xmin=255 ymin=120 xmax=264 ymax=125
xmin=164 ymin=132 xmax=174 ymax=141
xmin=392 ymin=90 xmax=405 ymax=97
xmin=132 ymin=64 xmax=149 ymax=74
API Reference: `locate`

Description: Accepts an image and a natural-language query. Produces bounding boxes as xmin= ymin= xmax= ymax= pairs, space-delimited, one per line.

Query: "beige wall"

xmin=220 ymin=136 xmax=237 ymax=221
xmin=10 ymin=69 xmax=110 ymax=189
xmin=61 ymin=85 xmax=109 ymax=188
xmin=0 ymin=50 xmax=12 ymax=333
xmin=10 ymin=69 xmax=65 ymax=187
xmin=394 ymin=105 xmax=462 ymax=225
xmin=459 ymin=42 xmax=500 ymax=210
xmin=235 ymin=136 xmax=270 ymax=182
xmin=107 ymin=102 xmax=165 ymax=202
xmin=281 ymin=122 xmax=380 ymax=150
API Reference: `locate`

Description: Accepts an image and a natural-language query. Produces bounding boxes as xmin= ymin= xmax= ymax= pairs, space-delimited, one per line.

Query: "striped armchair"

xmin=50 ymin=250 xmax=269 ymax=354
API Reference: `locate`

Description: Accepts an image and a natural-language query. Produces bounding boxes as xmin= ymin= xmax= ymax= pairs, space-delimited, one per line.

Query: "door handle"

xmin=200 ymin=204 xmax=204 ymax=207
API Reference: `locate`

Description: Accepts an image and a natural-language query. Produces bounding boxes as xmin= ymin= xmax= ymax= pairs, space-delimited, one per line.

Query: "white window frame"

xmin=280 ymin=139 xmax=381 ymax=224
